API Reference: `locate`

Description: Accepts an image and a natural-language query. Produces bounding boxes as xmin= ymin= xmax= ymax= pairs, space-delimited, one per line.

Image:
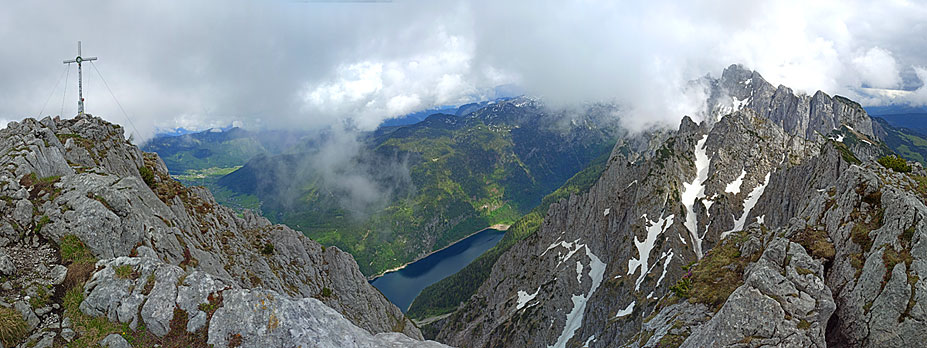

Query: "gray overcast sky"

xmin=1 ymin=0 xmax=926 ymax=140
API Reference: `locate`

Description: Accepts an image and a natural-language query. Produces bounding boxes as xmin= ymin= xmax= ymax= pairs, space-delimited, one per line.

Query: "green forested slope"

xmin=406 ymin=150 xmax=610 ymax=319
xmin=874 ymin=117 xmax=927 ymax=165
xmin=217 ymin=99 xmax=622 ymax=275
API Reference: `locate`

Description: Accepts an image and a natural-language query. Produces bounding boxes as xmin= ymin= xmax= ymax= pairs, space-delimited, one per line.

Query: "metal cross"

xmin=63 ymin=41 xmax=97 ymax=115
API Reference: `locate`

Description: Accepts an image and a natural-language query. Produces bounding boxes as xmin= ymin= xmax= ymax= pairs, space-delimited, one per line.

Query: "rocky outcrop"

xmin=436 ymin=66 xmax=917 ymax=348
xmin=637 ymin=224 xmax=835 ymax=348
xmin=683 ymin=236 xmax=832 ymax=347
xmin=0 ymin=114 xmax=435 ymax=346
xmin=642 ymin=159 xmax=927 ymax=348
xmin=81 ymin=254 xmax=445 ymax=347
xmin=707 ymin=64 xmax=878 ymax=143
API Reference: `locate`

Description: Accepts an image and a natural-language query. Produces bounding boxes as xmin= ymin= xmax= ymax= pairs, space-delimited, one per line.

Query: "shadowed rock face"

xmin=437 ymin=65 xmax=925 ymax=348
xmin=0 ymin=114 xmax=445 ymax=346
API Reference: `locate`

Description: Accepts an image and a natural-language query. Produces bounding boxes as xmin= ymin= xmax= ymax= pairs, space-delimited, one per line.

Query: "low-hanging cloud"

xmin=0 ymin=0 xmax=926 ymax=140
xmin=853 ymin=47 xmax=902 ymax=89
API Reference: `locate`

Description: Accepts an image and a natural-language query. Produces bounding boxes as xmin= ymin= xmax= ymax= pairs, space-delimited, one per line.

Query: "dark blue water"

xmin=370 ymin=228 xmax=506 ymax=312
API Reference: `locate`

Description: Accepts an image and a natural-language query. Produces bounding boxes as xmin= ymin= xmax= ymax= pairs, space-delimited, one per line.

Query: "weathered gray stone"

xmin=0 ymin=113 xmax=419 ymax=338
xmin=48 ymin=264 xmax=67 ymax=285
xmin=83 ymin=255 xmax=447 ymax=347
xmin=61 ymin=328 xmax=76 ymax=342
xmin=135 ymin=245 xmax=157 ymax=259
xmin=186 ymin=310 xmax=208 ymax=333
xmin=0 ymin=221 xmax=14 ymax=241
xmin=80 ymin=260 xmax=134 ymax=321
xmin=13 ymin=300 xmax=39 ymax=331
xmin=207 ymin=289 xmax=446 ymax=348
xmin=175 ymin=270 xmax=226 ymax=316
xmin=100 ymin=333 xmax=131 ymax=348
xmin=0 ymin=249 xmax=14 ymax=276
xmin=34 ymin=306 xmax=52 ymax=316
xmin=139 ymin=264 xmax=184 ymax=336
xmin=11 ymin=199 xmax=32 ymax=227
xmin=680 ymin=238 xmax=834 ymax=348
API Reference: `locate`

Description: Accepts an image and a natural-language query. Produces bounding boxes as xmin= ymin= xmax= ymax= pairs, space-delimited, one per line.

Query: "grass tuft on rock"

xmin=0 ymin=307 xmax=28 ymax=347
xmin=851 ymin=222 xmax=874 ymax=253
xmin=64 ymin=262 xmax=96 ymax=291
xmin=29 ymin=286 xmax=51 ymax=308
xmin=669 ymin=231 xmax=762 ymax=310
xmin=913 ymin=176 xmax=927 ymax=198
xmin=114 ymin=264 xmax=138 ymax=279
xmin=791 ymin=227 xmax=835 ymax=261
xmin=59 ymin=234 xmax=97 ymax=265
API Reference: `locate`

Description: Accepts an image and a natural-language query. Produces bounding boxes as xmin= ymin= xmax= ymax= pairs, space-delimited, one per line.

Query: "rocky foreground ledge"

xmin=0 ymin=114 xmax=445 ymax=347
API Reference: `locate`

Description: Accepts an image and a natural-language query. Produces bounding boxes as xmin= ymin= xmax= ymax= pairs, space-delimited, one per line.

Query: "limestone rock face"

xmin=208 ymin=288 xmax=448 ymax=348
xmin=707 ymin=64 xmax=877 ymax=142
xmin=81 ymin=255 xmax=448 ymax=347
xmin=437 ymin=66 xmax=921 ymax=348
xmin=680 ymin=237 xmax=834 ymax=348
xmin=0 ymin=114 xmax=427 ymax=345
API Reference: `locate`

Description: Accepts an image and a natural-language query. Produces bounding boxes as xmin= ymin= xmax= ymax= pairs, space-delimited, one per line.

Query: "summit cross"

xmin=63 ymin=41 xmax=98 ymax=115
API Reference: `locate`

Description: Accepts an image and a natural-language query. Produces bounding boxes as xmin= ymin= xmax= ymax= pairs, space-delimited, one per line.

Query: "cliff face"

xmin=437 ymin=65 xmax=925 ymax=347
xmin=0 ymin=114 xmax=446 ymax=347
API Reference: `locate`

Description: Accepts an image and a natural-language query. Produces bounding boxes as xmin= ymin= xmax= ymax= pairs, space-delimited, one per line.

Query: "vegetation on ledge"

xmin=669 ymin=231 xmax=761 ymax=310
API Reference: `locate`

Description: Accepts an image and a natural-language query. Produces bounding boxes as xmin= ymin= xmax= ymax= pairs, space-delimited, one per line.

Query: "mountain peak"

xmin=435 ymin=67 xmax=927 ymax=348
xmin=0 ymin=114 xmax=446 ymax=347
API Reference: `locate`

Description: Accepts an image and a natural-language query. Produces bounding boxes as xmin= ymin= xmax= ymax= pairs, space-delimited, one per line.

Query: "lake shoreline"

xmin=366 ymin=223 xmax=511 ymax=281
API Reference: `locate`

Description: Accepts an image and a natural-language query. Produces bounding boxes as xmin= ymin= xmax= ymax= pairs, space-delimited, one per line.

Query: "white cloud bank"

xmin=853 ymin=47 xmax=902 ymax=89
xmin=0 ymin=0 xmax=925 ymax=140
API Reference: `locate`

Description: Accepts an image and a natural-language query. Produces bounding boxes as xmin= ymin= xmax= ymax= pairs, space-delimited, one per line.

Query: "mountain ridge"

xmin=0 ymin=114 xmax=448 ymax=347
xmin=430 ymin=64 xmax=926 ymax=348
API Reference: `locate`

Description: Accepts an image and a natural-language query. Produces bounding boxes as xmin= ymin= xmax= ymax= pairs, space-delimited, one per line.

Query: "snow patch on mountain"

xmin=542 ymin=239 xmax=586 ymax=268
xmin=733 ymin=96 xmax=750 ymax=112
xmin=681 ymin=134 xmax=711 ymax=258
xmin=515 ymin=287 xmax=541 ymax=310
xmin=549 ymin=247 xmax=605 ymax=348
xmin=615 ymin=301 xmax=635 ymax=318
xmin=654 ymin=250 xmax=674 ymax=289
xmin=576 ymin=261 xmax=583 ymax=282
xmin=628 ymin=214 xmax=675 ymax=291
xmin=725 ymin=168 xmax=746 ymax=194
xmin=722 ymin=172 xmax=771 ymax=239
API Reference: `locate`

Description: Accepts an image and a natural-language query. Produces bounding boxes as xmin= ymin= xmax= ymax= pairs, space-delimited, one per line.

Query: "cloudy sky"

xmin=1 ymin=0 xmax=925 ymax=140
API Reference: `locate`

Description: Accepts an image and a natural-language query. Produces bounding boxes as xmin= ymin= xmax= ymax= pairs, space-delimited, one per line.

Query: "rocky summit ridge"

xmin=433 ymin=65 xmax=927 ymax=347
xmin=0 ymin=114 xmax=447 ymax=347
